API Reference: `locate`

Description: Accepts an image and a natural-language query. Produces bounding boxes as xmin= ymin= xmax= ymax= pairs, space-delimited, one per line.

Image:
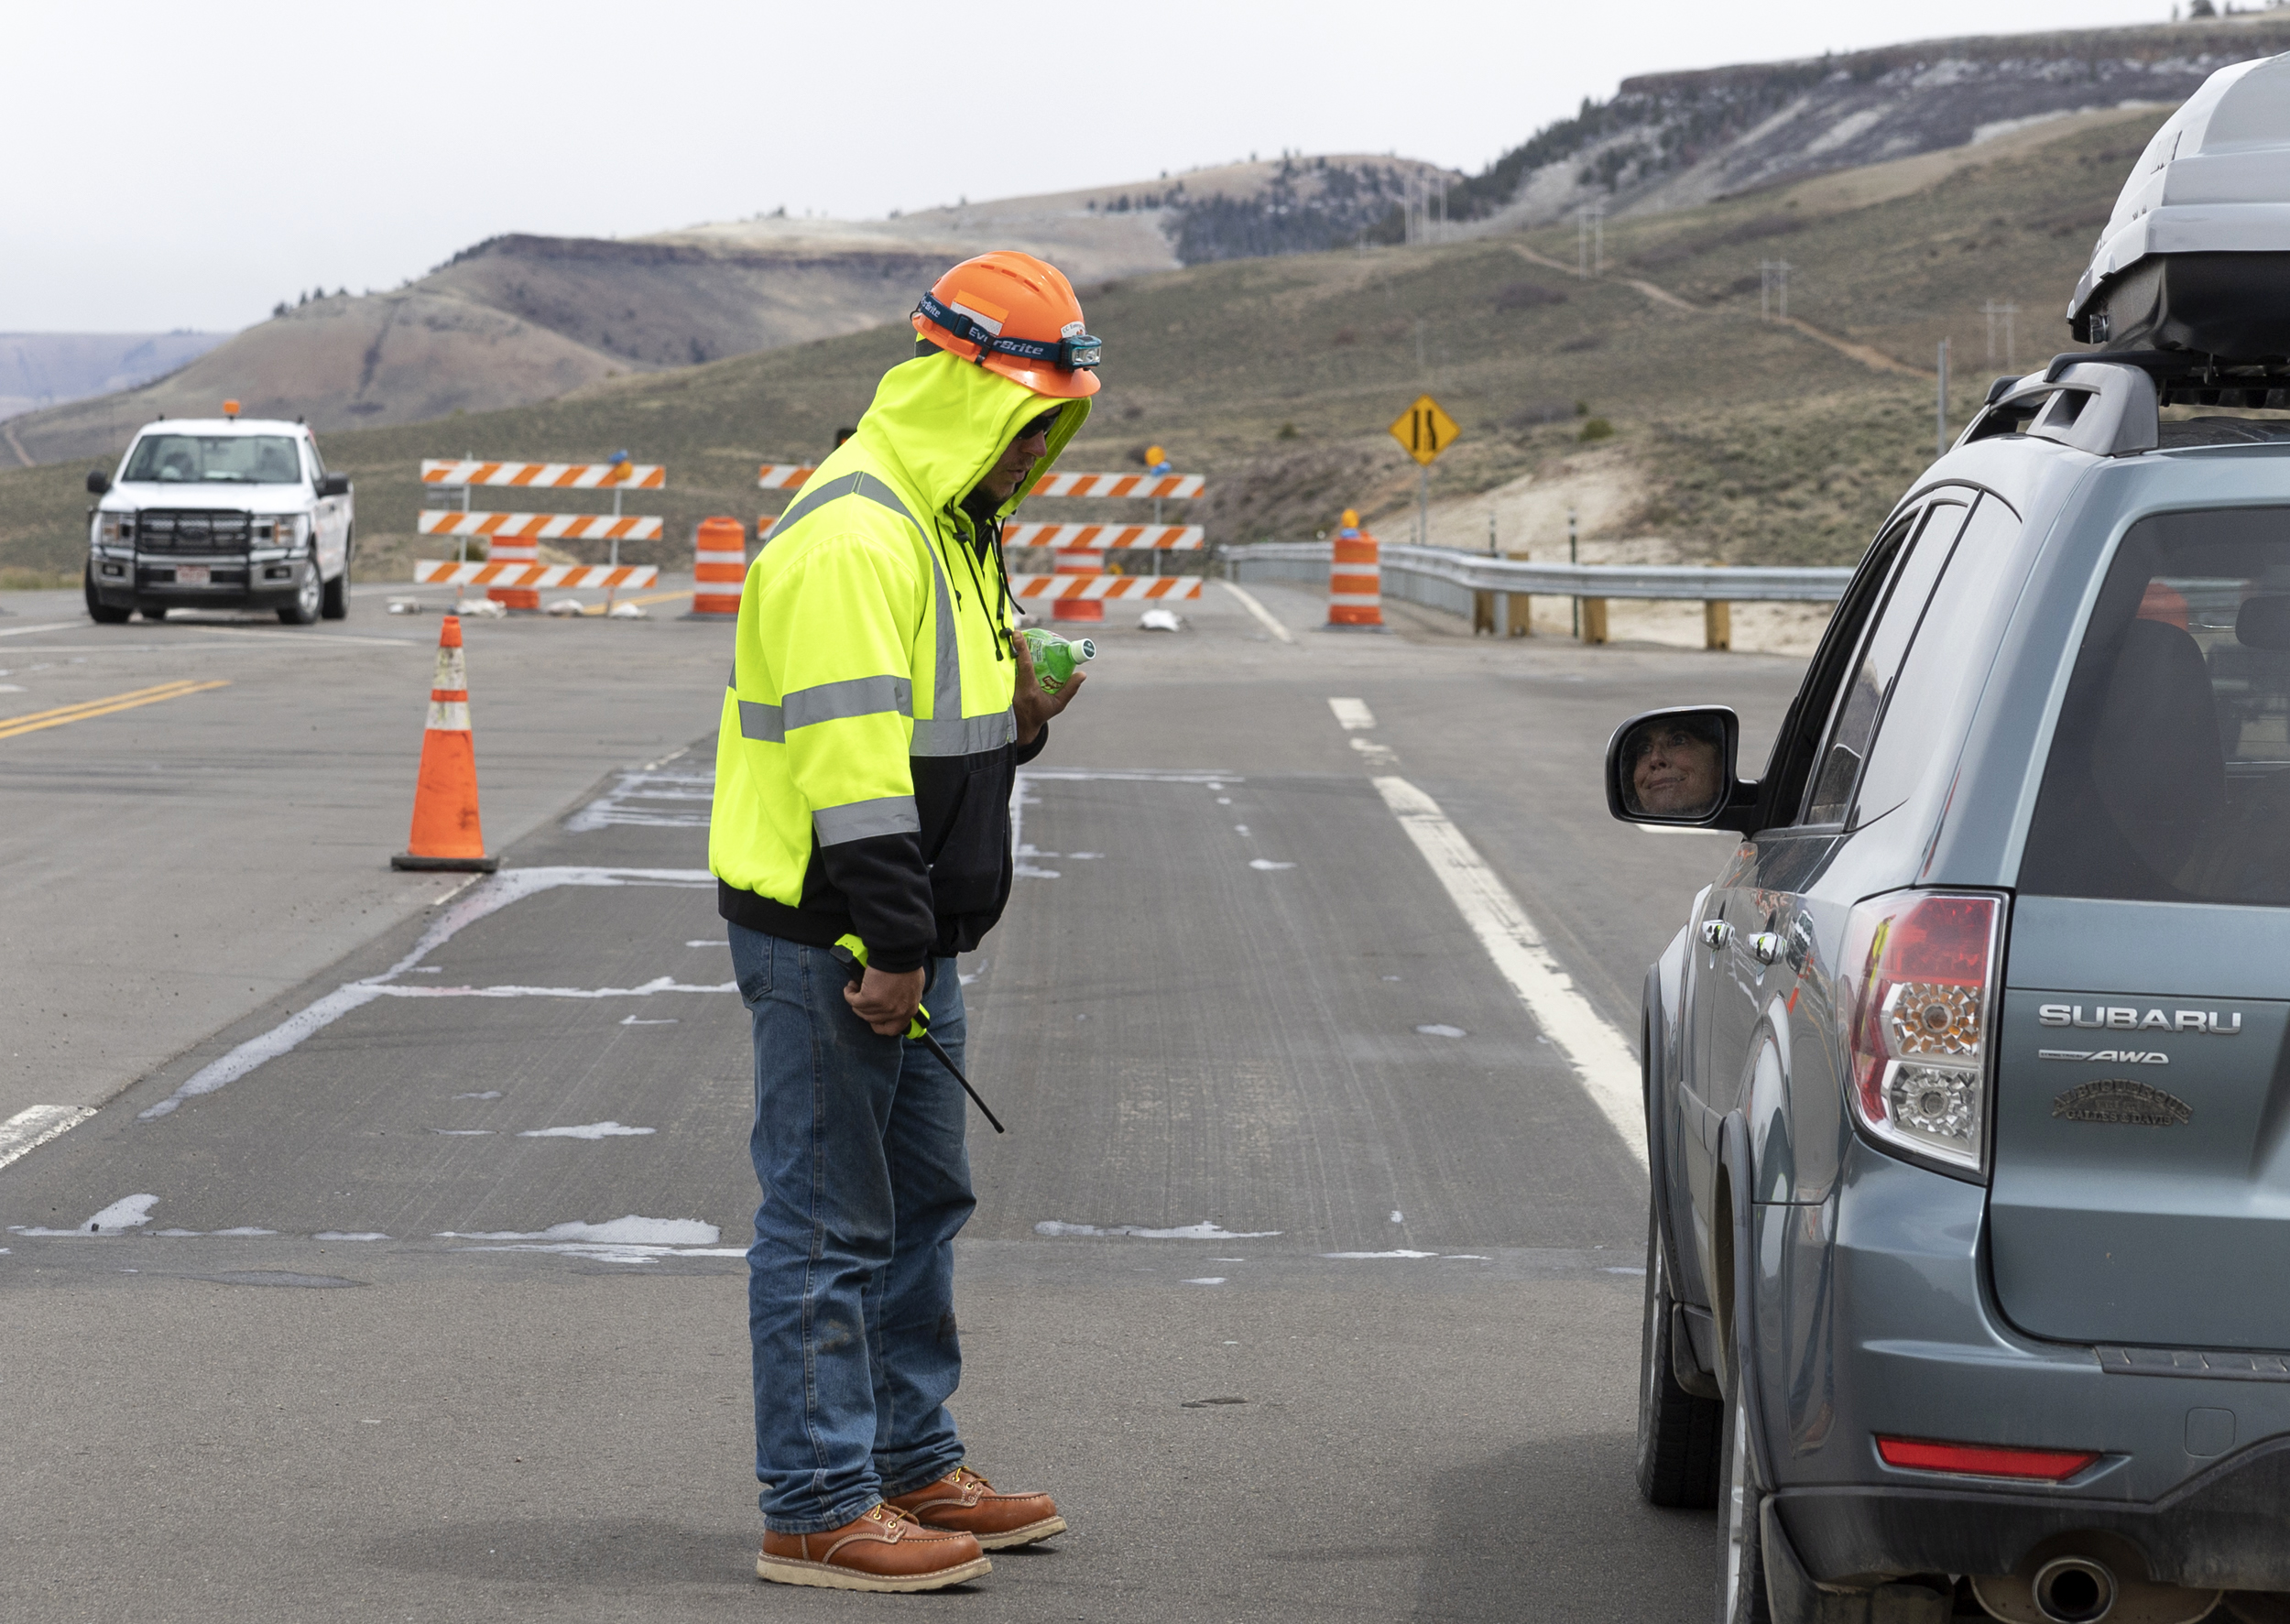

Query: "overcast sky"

xmin=8 ymin=0 xmax=2183 ymax=333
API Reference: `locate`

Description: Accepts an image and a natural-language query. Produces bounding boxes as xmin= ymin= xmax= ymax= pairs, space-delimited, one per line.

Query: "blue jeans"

xmin=729 ymin=924 xmax=975 ymax=1533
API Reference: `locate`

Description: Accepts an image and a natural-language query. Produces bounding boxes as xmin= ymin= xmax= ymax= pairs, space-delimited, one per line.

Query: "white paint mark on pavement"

xmin=139 ymin=867 xmax=714 ymax=1120
xmin=1372 ymin=776 xmax=1647 ymax=1166
xmin=1327 ymin=698 xmax=1376 ymax=730
xmin=1389 ymin=1212 xmax=1404 ymax=1223
xmin=435 ymin=1214 xmax=736 ymax=1264
xmin=12 ymin=1193 xmax=160 ymax=1236
xmin=440 ymin=1216 xmax=717 ymax=1245
xmin=1035 ymin=1220 xmax=1281 ymax=1240
xmin=0 ymin=623 xmax=77 ymax=640
xmin=565 ymin=768 xmax=715 ymax=833
xmin=1248 ymin=858 xmax=1294 ymax=872
xmin=155 ymin=1226 xmax=276 ymax=1237
xmin=315 ymin=1232 xmax=391 ymax=1241
xmin=1415 ymin=1024 xmax=1467 ymax=1039
xmin=619 ymin=1015 xmax=678 ymax=1025
xmin=0 ymin=1105 xmax=96 ymax=1171
xmin=1324 ymin=1249 xmax=1440 ymax=1259
xmin=517 ymin=1121 xmax=656 ymax=1139
xmin=1351 ymin=737 xmax=1399 ymax=767
xmin=684 ymin=940 xmax=720 ymax=948
xmin=453 ymin=1091 xmax=502 ymax=1100
xmin=1219 ymin=582 xmax=1294 ymax=643
xmin=1183 ymin=1278 xmax=1228 ymax=1286
xmin=434 ymin=1129 xmax=493 ymax=1136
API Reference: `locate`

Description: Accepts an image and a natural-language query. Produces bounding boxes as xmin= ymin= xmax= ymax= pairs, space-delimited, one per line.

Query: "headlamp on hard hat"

xmin=916 ymin=291 xmax=1101 ymax=374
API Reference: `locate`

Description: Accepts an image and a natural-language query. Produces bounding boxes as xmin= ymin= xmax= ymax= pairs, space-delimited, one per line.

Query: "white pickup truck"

xmin=84 ymin=412 xmax=354 ymax=626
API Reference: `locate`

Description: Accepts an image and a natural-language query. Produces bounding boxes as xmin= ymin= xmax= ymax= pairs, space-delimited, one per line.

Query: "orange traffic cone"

xmin=391 ymin=615 xmax=499 ymax=872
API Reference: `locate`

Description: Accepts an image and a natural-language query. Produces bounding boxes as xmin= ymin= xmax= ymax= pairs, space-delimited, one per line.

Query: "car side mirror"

xmin=86 ymin=470 xmax=111 ymax=495
xmin=315 ymin=473 xmax=351 ymax=497
xmin=1606 ymin=706 xmax=1756 ymax=831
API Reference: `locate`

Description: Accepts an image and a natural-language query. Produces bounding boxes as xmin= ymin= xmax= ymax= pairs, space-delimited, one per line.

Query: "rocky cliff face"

xmin=1436 ymin=16 xmax=2290 ymax=234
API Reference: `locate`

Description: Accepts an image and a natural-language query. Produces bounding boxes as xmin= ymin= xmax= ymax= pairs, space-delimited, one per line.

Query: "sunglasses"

xmin=1018 ymin=408 xmax=1062 ymax=443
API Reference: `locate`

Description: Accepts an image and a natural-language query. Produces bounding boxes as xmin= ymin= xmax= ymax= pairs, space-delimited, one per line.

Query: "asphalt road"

xmin=0 ymin=576 xmax=1807 ymax=1622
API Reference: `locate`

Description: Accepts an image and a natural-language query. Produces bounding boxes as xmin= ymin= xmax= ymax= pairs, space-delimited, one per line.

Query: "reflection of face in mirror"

xmin=1627 ymin=718 xmax=1725 ymax=818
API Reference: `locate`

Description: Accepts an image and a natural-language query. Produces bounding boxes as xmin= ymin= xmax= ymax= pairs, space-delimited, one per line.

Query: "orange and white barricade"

xmin=420 ymin=458 xmax=662 ymax=611
xmin=1018 ymin=470 xmax=1205 ymax=624
xmin=1328 ymin=510 xmax=1384 ymax=629
xmin=690 ymin=517 xmax=749 ymax=618
xmin=412 ymin=561 xmax=658 ymax=591
xmin=757 ymin=464 xmax=816 ymax=540
xmin=1009 ymin=574 xmax=1202 ymax=605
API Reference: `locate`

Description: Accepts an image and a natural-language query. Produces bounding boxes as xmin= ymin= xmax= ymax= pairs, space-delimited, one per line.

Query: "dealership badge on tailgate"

xmin=2051 ymin=1080 xmax=2193 ymax=1128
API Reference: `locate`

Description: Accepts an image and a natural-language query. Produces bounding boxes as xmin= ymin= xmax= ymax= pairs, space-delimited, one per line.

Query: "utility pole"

xmin=1761 ymin=260 xmax=1793 ymax=322
xmin=1418 ymin=465 xmax=1430 ymax=548
xmin=1576 ymin=202 xmax=1605 ymax=278
xmin=1936 ymin=338 xmax=1952 ymax=458
xmin=1488 ymin=508 xmax=1497 ymax=557
xmin=1568 ymin=506 xmax=1580 ymax=638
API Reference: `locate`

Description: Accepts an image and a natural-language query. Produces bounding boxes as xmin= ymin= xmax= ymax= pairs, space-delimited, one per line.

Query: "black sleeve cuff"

xmin=1015 ymin=720 xmax=1050 ymax=766
xmin=817 ymin=829 xmax=933 ymax=972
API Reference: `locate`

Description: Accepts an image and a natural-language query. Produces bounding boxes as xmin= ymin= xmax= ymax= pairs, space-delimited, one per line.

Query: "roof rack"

xmin=1961 ymin=352 xmax=2290 ymax=459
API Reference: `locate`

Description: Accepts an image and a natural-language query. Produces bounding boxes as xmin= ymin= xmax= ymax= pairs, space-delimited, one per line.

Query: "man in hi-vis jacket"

xmin=711 ymin=251 xmax=1095 ymax=1594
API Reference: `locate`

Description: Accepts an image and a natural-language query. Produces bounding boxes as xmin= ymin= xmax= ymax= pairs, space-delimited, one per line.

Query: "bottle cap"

xmin=1073 ymin=638 xmax=1096 ymax=661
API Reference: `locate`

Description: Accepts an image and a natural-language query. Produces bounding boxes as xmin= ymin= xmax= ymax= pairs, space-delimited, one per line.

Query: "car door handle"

xmin=1748 ymin=932 xmax=1782 ymax=965
xmin=1700 ymin=920 xmax=1732 ymax=949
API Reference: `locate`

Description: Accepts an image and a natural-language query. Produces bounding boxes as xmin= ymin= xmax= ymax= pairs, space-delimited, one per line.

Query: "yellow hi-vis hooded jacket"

xmin=710 ymin=348 xmax=1085 ymax=972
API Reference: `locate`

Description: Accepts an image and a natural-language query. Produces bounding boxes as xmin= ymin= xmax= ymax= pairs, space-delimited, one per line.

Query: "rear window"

xmin=2022 ymin=506 xmax=2290 ymax=904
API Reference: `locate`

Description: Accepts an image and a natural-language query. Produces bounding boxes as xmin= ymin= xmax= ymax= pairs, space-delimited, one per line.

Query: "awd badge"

xmin=2051 ymin=1079 xmax=2193 ymax=1128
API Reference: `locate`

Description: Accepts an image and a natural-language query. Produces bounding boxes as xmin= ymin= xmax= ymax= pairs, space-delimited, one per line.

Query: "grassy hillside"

xmin=0 ymin=106 xmax=2165 ymax=588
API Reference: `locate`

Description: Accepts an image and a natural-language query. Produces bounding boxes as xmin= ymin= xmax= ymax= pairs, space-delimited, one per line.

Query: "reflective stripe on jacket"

xmin=710 ymin=350 xmax=1085 ymax=970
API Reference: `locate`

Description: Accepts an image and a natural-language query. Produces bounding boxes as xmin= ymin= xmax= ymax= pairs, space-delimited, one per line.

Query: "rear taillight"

xmin=1876 ymin=1435 xmax=2098 ymax=1481
xmin=1842 ymin=890 xmax=2003 ymax=1176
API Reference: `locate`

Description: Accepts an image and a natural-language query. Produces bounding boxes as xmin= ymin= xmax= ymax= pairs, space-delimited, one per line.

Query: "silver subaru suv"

xmin=1609 ymin=52 xmax=2290 ymax=1624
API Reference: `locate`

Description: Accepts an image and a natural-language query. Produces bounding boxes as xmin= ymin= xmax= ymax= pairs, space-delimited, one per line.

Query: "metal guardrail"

xmin=1222 ymin=540 xmax=1852 ymax=647
xmin=1221 ymin=541 xmax=1851 ymax=602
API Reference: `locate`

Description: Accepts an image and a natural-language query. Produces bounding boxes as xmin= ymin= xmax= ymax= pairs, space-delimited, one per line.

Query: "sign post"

xmin=1388 ymin=394 xmax=1460 ymax=548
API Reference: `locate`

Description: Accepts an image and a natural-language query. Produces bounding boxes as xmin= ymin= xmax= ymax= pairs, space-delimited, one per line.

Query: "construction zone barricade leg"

xmin=688 ymin=516 xmax=749 ymax=618
xmin=392 ymin=615 xmax=498 ymax=873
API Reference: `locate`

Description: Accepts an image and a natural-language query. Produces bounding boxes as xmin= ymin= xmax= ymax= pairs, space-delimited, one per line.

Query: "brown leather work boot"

xmin=756 ymin=1502 xmax=990 ymax=1592
xmin=885 ymin=1465 xmax=1068 ymax=1551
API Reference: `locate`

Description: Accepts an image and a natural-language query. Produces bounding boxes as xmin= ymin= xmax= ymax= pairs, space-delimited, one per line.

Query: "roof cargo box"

xmin=2070 ymin=53 xmax=2290 ymax=361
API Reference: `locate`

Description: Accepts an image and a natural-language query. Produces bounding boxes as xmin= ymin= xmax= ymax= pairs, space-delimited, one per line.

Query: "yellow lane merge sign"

xmin=1390 ymin=395 xmax=1460 ymax=466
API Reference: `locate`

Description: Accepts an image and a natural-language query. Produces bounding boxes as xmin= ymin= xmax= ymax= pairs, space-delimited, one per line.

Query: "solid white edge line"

xmin=1371 ymin=776 xmax=1648 ymax=1166
xmin=0 ymin=1105 xmax=98 ymax=1171
xmin=1217 ymin=582 xmax=1295 ymax=644
xmin=1327 ymin=697 xmax=1377 ymax=731
xmin=0 ymin=622 xmax=78 ymax=640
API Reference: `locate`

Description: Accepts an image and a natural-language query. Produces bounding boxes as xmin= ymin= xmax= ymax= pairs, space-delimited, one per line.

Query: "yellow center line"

xmin=0 ymin=679 xmax=231 ymax=741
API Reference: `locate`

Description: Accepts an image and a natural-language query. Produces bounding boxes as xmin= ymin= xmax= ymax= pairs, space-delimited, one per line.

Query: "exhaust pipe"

xmin=2032 ymin=1556 xmax=2116 ymax=1624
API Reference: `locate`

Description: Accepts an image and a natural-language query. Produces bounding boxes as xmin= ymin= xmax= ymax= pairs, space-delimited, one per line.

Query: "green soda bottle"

xmin=1021 ymin=626 xmax=1096 ymax=693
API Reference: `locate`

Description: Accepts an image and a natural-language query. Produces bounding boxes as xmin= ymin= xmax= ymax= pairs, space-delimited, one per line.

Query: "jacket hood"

xmin=850 ymin=350 xmax=1089 ymax=521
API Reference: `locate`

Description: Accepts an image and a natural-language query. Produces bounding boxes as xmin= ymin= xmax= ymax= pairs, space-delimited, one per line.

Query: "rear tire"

xmin=85 ymin=565 xmax=131 ymax=624
xmin=1638 ymin=1204 xmax=1722 ymax=1508
xmin=140 ymin=605 xmax=168 ymax=621
xmin=278 ymin=563 xmax=321 ymax=626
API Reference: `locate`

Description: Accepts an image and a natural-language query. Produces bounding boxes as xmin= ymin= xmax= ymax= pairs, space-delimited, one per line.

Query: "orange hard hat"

xmin=911 ymin=251 xmax=1102 ymax=399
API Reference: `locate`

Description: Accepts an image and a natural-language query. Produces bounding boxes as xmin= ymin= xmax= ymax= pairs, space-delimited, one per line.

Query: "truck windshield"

xmin=123 ymin=434 xmax=303 ymax=485
xmin=2022 ymin=506 xmax=2290 ymax=904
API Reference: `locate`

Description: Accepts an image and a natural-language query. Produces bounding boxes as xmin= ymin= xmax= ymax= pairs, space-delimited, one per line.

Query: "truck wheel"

xmin=321 ymin=569 xmax=348 ymax=620
xmin=84 ymin=565 xmax=131 ymax=625
xmin=278 ymin=564 xmax=322 ymax=626
xmin=141 ymin=605 xmax=168 ymax=621
xmin=1638 ymin=1203 xmax=1722 ymax=1508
